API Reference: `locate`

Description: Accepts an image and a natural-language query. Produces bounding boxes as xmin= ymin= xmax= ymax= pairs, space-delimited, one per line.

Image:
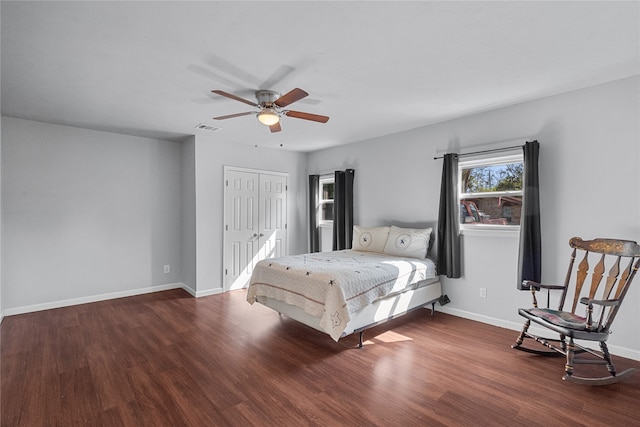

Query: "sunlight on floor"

xmin=363 ymin=330 xmax=413 ymax=346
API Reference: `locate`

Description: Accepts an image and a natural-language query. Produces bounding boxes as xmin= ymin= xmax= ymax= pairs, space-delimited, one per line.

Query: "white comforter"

xmin=247 ymin=250 xmax=437 ymax=341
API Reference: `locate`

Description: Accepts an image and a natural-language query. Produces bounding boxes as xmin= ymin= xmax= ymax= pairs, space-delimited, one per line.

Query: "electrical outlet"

xmin=479 ymin=288 xmax=487 ymax=298
xmin=164 ymin=264 xmax=170 ymax=274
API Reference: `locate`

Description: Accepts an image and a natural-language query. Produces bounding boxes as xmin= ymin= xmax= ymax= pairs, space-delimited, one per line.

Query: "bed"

xmin=246 ymin=225 xmax=441 ymax=346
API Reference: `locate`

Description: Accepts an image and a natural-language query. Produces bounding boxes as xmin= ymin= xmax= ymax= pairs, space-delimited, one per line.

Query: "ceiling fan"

xmin=211 ymin=88 xmax=329 ymax=133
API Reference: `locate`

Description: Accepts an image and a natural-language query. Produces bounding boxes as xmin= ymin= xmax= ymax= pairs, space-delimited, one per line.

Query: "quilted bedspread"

xmin=246 ymin=250 xmax=437 ymax=341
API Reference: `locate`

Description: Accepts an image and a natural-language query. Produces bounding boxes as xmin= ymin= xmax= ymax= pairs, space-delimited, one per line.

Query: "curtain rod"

xmin=433 ymin=143 xmax=526 ymax=160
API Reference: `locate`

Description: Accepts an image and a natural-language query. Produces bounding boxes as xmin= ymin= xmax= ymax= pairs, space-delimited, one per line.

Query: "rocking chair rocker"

xmin=512 ymin=237 xmax=640 ymax=385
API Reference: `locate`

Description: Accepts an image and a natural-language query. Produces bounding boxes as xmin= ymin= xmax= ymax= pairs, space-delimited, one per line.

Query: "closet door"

xmin=224 ymin=169 xmax=260 ymax=291
xmin=223 ymin=167 xmax=287 ymax=291
xmin=258 ymin=173 xmax=287 ymax=261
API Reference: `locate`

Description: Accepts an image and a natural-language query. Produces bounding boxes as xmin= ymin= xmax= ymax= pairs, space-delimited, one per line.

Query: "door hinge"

xmin=225 ymin=269 xmax=228 ymax=276
xmin=225 ymin=224 xmax=228 ymax=231
xmin=226 ymin=180 xmax=229 ymax=187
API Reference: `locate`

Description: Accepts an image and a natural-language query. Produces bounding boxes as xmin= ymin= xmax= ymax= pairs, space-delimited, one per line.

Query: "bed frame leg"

xmin=357 ymin=331 xmax=364 ymax=349
xmin=431 ymin=302 xmax=436 ymax=316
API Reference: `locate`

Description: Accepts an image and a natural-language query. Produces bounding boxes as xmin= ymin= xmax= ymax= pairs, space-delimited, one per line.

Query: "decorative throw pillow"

xmin=351 ymin=225 xmax=390 ymax=253
xmin=383 ymin=226 xmax=432 ymax=259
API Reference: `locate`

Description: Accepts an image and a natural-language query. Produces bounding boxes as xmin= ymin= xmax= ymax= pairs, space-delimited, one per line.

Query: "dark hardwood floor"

xmin=2 ymin=289 xmax=640 ymax=426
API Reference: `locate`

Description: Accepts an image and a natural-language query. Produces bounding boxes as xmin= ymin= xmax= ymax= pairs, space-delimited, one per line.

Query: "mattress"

xmin=247 ymin=250 xmax=438 ymax=341
xmin=255 ymin=278 xmax=441 ymax=340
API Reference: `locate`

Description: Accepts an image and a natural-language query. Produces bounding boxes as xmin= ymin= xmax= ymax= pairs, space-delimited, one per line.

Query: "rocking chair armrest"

xmin=579 ymin=297 xmax=620 ymax=307
xmin=524 ymin=281 xmax=566 ymax=308
xmin=523 ymin=280 xmax=565 ymax=291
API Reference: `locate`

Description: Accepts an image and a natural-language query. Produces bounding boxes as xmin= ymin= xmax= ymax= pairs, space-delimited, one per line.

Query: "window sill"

xmin=460 ymin=225 xmax=520 ymax=238
xmin=319 ymin=222 xmax=333 ymax=228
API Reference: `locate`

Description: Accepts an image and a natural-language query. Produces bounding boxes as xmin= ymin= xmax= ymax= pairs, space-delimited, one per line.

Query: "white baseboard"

xmin=181 ymin=284 xmax=197 ymax=297
xmin=3 ymin=283 xmax=226 ymax=317
xmin=3 ymin=282 xmax=189 ymax=317
xmin=195 ymin=287 xmax=223 ymax=298
xmin=437 ymin=306 xmax=524 ymax=331
xmin=180 ymin=284 xmax=222 ymax=298
xmin=437 ymin=306 xmax=640 ymax=362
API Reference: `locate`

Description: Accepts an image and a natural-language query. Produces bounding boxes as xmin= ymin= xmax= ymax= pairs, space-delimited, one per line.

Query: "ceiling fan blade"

xmin=205 ymin=55 xmax=262 ymax=88
xmin=211 ymin=90 xmax=258 ymax=107
xmin=284 ymin=110 xmax=330 ymax=123
xmin=269 ymin=122 xmax=282 ymax=133
xmin=274 ymin=88 xmax=309 ymax=108
xmin=260 ymin=65 xmax=295 ymax=90
xmin=188 ymin=65 xmax=246 ymax=91
xmin=213 ymin=111 xmax=255 ymax=120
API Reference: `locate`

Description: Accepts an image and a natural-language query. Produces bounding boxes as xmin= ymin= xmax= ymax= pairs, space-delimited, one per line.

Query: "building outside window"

xmin=458 ymin=153 xmax=523 ymax=231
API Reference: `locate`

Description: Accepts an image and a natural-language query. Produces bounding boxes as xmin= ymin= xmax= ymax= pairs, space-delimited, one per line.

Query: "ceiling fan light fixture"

xmin=257 ymin=108 xmax=280 ymax=126
xmin=211 ymin=88 xmax=328 ymax=133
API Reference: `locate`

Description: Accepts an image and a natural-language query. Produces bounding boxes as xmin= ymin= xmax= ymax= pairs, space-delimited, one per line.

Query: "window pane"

xmin=461 ymin=162 xmax=523 ymax=193
xmin=460 ymin=196 xmax=522 ymax=225
xmin=321 ymin=201 xmax=334 ymax=222
xmin=322 ymin=183 xmax=334 ymax=200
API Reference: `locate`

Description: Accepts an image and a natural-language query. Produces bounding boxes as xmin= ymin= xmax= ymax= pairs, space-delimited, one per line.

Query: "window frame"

xmin=318 ymin=175 xmax=335 ymax=226
xmin=458 ymin=152 xmax=523 ymax=235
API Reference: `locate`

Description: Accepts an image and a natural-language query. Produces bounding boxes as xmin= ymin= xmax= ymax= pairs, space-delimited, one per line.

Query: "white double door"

xmin=223 ymin=167 xmax=287 ymax=291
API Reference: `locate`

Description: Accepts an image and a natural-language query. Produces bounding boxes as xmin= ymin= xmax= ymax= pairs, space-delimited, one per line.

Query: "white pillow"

xmin=383 ymin=226 xmax=432 ymax=259
xmin=352 ymin=225 xmax=390 ymax=253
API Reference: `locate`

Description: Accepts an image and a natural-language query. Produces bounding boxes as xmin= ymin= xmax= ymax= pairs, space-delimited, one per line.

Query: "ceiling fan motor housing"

xmin=255 ymin=90 xmax=281 ymax=107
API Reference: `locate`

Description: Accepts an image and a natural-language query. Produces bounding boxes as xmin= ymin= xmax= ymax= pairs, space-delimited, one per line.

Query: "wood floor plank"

xmin=2 ymin=288 xmax=640 ymax=426
xmin=85 ymin=342 xmax=136 ymax=411
xmin=126 ymin=364 xmax=189 ymax=426
xmin=154 ymin=366 xmax=225 ymax=425
xmin=58 ymin=366 xmax=101 ymax=425
xmin=14 ymin=363 xmax=61 ymax=426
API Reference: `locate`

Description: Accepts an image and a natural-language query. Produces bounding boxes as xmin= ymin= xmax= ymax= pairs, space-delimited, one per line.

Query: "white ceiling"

xmin=2 ymin=1 xmax=638 ymax=152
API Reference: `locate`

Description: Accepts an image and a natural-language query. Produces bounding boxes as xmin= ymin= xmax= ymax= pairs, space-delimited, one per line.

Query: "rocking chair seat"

xmin=518 ymin=307 xmax=610 ymax=341
xmin=521 ymin=308 xmax=587 ymax=330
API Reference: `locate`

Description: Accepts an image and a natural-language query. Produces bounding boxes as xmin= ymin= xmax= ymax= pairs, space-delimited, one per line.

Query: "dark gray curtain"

xmin=437 ymin=154 xmax=461 ymax=278
xmin=333 ymin=169 xmax=355 ymax=250
xmin=308 ymin=174 xmax=320 ymax=253
xmin=517 ymin=140 xmax=541 ymax=289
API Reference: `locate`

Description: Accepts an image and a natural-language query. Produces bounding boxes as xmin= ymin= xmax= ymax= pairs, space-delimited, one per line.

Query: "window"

xmin=458 ymin=153 xmax=523 ymax=230
xmin=319 ymin=175 xmax=334 ymax=224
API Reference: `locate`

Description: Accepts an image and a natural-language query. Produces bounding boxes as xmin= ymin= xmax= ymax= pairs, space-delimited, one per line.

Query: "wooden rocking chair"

xmin=512 ymin=237 xmax=640 ymax=385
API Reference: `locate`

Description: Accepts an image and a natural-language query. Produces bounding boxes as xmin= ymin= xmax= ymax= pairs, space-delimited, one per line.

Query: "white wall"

xmin=186 ymin=134 xmax=308 ymax=296
xmin=181 ymin=136 xmax=197 ymax=294
xmin=308 ymin=76 xmax=640 ymax=359
xmin=1 ymin=118 xmax=183 ymax=313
